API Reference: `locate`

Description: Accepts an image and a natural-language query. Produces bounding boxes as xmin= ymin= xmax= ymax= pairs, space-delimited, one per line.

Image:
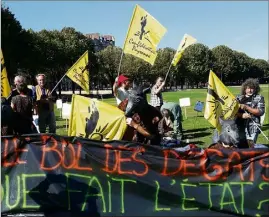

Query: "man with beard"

xmin=236 ymin=78 xmax=265 ymax=146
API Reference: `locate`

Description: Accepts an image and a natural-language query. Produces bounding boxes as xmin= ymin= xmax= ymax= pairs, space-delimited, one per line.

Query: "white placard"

xmin=56 ymin=99 xmax=63 ymax=109
xmin=62 ymin=103 xmax=71 ymax=119
xmin=179 ymin=98 xmax=191 ymax=107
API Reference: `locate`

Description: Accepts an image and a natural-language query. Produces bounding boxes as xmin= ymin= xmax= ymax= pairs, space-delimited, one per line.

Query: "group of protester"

xmin=1 ymin=72 xmax=265 ymax=148
xmin=1 ymin=74 xmax=57 ymax=136
xmin=113 ymin=74 xmax=265 ymax=147
xmin=113 ymin=74 xmax=183 ymax=146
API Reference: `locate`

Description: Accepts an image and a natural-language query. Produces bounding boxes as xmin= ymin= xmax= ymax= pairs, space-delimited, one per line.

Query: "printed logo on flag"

xmin=134 ymin=15 xmax=152 ymax=45
xmin=204 ymin=70 xmax=239 ymax=131
xmin=123 ymin=5 xmax=167 ymax=65
xmin=68 ymin=95 xmax=127 ymax=141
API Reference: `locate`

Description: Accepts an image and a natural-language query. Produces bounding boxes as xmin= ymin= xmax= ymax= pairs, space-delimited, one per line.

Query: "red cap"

xmin=118 ymin=74 xmax=129 ymax=86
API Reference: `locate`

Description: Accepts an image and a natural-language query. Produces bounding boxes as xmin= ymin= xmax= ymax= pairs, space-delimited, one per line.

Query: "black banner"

xmin=1 ymin=135 xmax=269 ymax=217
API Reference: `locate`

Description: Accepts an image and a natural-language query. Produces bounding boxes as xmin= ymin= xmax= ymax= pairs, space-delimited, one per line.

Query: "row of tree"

xmin=2 ymin=5 xmax=269 ymax=93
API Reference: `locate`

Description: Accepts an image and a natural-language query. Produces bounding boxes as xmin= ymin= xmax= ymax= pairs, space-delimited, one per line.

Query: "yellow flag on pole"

xmin=1 ymin=49 xmax=11 ymax=98
xmin=66 ymin=51 xmax=89 ymax=93
xmin=204 ymin=70 xmax=239 ymax=131
xmin=171 ymin=34 xmax=197 ymax=66
xmin=68 ymin=95 xmax=127 ymax=141
xmin=123 ymin=4 xmax=167 ymax=65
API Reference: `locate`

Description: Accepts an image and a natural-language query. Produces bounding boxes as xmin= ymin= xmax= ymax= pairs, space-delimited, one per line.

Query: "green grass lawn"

xmin=55 ymin=85 xmax=269 ymax=148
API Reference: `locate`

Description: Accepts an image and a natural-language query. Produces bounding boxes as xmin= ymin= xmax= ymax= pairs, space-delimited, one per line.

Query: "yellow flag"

xmin=123 ymin=4 xmax=167 ymax=65
xmin=204 ymin=70 xmax=239 ymax=131
xmin=66 ymin=51 xmax=89 ymax=93
xmin=1 ymin=49 xmax=11 ymax=98
xmin=172 ymin=34 xmax=197 ymax=66
xmin=68 ymin=95 xmax=127 ymax=141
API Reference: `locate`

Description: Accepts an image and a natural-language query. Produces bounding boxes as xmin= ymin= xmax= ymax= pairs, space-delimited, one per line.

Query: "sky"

xmin=3 ymin=1 xmax=269 ymax=60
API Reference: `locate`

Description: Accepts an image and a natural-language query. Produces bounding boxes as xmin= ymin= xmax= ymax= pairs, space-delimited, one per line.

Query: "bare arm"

xmin=133 ymin=123 xmax=152 ymax=138
xmin=113 ymin=82 xmax=119 ymax=97
xmin=240 ymin=95 xmax=265 ymax=117
xmin=126 ymin=118 xmax=152 ymax=138
xmin=113 ymin=77 xmax=119 ymax=97
xmin=244 ymin=106 xmax=261 ymax=116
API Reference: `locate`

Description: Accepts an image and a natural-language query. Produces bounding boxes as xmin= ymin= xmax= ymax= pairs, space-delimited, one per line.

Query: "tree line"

xmin=2 ymin=5 xmax=269 ymax=94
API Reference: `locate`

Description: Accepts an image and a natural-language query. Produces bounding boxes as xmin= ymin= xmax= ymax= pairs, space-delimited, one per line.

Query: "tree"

xmin=17 ymin=29 xmax=44 ymax=82
xmin=176 ymin=61 xmax=188 ymax=90
xmin=96 ymin=46 xmax=122 ymax=91
xmin=251 ymin=59 xmax=269 ymax=81
xmin=233 ymin=51 xmax=252 ymax=82
xmin=120 ymin=54 xmax=151 ymax=83
xmin=25 ymin=27 xmax=95 ymax=94
xmin=1 ymin=6 xmax=25 ymax=80
xmin=211 ymin=45 xmax=239 ymax=82
xmin=4 ymin=3 xmax=268 ymax=91
xmin=179 ymin=43 xmax=213 ymax=88
xmin=150 ymin=48 xmax=176 ymax=83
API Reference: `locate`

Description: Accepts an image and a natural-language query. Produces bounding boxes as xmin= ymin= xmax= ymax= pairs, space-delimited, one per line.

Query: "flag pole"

xmin=164 ymin=51 xmax=181 ymax=83
xmin=247 ymin=112 xmax=269 ymax=141
xmin=253 ymin=121 xmax=269 ymax=141
xmin=164 ymin=61 xmax=173 ymax=82
xmin=50 ymin=74 xmax=67 ymax=94
xmin=117 ymin=5 xmax=137 ymax=78
xmin=117 ymin=51 xmax=124 ymax=77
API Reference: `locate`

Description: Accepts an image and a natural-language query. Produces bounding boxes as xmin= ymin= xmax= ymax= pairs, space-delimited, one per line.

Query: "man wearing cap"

xmin=113 ymin=74 xmax=131 ymax=105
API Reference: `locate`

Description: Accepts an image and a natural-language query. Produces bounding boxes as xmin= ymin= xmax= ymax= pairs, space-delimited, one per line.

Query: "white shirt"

xmin=116 ymin=87 xmax=129 ymax=105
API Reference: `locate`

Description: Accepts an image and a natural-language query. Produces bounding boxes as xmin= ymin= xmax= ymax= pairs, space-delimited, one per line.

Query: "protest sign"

xmin=1 ymin=135 xmax=268 ymax=217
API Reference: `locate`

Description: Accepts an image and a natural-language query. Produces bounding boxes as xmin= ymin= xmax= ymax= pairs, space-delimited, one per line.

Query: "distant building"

xmin=85 ymin=33 xmax=115 ymax=52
